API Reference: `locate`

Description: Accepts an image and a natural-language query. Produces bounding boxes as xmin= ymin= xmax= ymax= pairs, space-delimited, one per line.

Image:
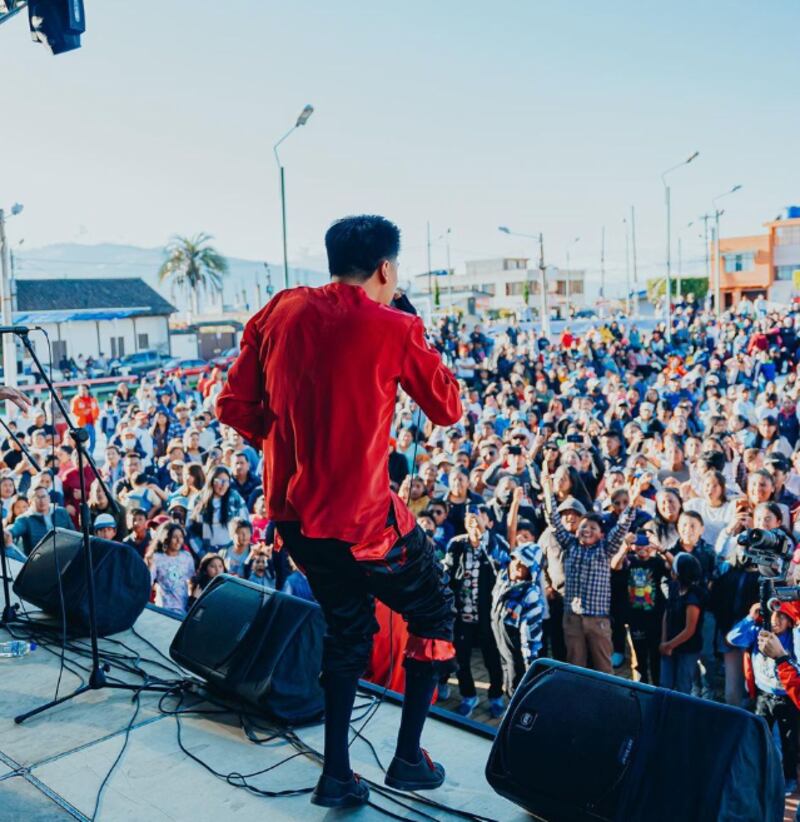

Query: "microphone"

xmin=0 ymin=326 xmax=31 ymax=335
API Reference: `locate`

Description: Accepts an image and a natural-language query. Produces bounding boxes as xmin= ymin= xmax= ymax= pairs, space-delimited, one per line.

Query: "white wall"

xmin=31 ymin=315 xmax=171 ymax=364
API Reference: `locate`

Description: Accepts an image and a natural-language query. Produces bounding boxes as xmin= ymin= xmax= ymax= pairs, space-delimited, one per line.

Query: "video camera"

xmin=736 ymin=528 xmax=796 ymax=621
xmin=736 ymin=528 xmax=794 ymax=579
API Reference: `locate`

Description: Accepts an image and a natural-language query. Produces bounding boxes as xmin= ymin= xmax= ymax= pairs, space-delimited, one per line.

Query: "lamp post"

xmin=273 ymin=104 xmax=314 ymax=291
xmin=565 ymin=236 xmax=580 ymax=320
xmin=0 ymin=202 xmax=23 ymax=392
xmin=661 ymin=151 xmax=700 ymax=341
xmin=499 ymin=226 xmax=550 ymax=338
xmin=712 ymin=184 xmax=743 ymax=316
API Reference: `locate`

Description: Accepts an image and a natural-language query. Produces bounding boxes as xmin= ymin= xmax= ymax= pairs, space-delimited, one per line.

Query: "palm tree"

xmin=158 ymin=233 xmax=229 ymax=317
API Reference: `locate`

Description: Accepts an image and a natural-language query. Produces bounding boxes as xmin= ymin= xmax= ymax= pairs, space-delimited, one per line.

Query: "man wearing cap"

xmin=217 ymin=215 xmax=461 ymax=807
xmin=539 ymin=496 xmax=586 ymax=662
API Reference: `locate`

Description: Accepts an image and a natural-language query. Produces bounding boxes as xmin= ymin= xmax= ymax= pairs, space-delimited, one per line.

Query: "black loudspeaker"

xmin=486 ymin=660 xmax=784 ymax=822
xmin=169 ymin=574 xmax=325 ymax=725
xmin=13 ymin=527 xmax=151 ymax=637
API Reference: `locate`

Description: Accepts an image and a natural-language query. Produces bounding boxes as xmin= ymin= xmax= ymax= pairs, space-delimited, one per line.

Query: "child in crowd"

xmin=611 ymin=528 xmax=670 ymax=684
xmin=490 ymin=517 xmax=547 ymax=696
xmin=222 ymin=517 xmax=252 ymax=577
xmin=660 ymin=552 xmax=705 ymax=693
xmin=244 ymin=544 xmax=276 ymax=589
xmin=727 ymin=602 xmax=799 ymax=792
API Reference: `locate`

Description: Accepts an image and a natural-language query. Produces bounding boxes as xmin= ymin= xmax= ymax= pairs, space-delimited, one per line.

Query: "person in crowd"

xmin=543 ymin=465 xmax=639 ymax=674
xmin=122 ymin=508 xmax=152 ymax=560
xmin=660 ymin=553 xmax=706 ymax=694
xmin=728 ymin=602 xmax=799 ymax=793
xmin=93 ymin=512 xmax=118 ymax=541
xmin=222 ymin=517 xmax=252 ymax=577
xmin=188 ymin=552 xmax=227 ymax=608
xmin=189 ymin=465 xmax=248 ymax=557
xmin=70 ymin=383 xmax=100 ymax=454
xmin=4 ymin=480 xmax=73 ymax=558
xmin=147 ymin=522 xmax=195 ymax=616
xmin=611 ymin=528 xmax=670 ymax=684
xmin=244 ymin=543 xmax=276 ymax=589
xmin=443 ymin=504 xmax=508 ymax=719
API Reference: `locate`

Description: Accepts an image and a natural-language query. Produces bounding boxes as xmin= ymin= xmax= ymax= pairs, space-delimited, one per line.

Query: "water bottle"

xmin=0 ymin=640 xmax=36 ymax=658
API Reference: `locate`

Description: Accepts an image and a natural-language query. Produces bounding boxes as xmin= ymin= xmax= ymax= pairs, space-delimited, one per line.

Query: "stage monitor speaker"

xmin=486 ymin=659 xmax=783 ymax=822
xmin=13 ymin=527 xmax=151 ymax=637
xmin=169 ymin=574 xmax=325 ymax=725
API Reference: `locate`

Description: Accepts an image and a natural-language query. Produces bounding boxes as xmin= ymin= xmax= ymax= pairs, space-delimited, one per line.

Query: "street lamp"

xmin=565 ymin=236 xmax=580 ymax=320
xmin=0 ymin=202 xmax=23 ymax=392
xmin=273 ymin=104 xmax=314 ymax=290
xmin=712 ymin=184 xmax=743 ymax=316
xmin=499 ymin=226 xmax=550 ymax=338
xmin=661 ymin=150 xmax=699 ymax=340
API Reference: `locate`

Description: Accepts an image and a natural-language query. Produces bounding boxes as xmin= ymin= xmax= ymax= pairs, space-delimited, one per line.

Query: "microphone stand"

xmin=10 ymin=330 xmax=172 ymax=726
xmin=0 ymin=415 xmax=41 ymax=626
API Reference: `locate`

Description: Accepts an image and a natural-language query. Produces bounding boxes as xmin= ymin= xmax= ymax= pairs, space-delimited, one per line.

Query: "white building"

xmin=415 ymin=257 xmax=586 ymax=318
xmin=14 ymin=278 xmax=175 ymax=366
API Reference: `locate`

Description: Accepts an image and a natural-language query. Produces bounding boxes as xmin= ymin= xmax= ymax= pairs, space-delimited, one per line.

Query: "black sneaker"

xmin=385 ymin=749 xmax=445 ymax=791
xmin=310 ymin=772 xmax=370 ymax=808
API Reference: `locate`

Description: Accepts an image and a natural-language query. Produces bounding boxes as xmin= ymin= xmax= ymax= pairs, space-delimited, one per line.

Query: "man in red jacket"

xmin=217 ymin=215 xmax=462 ymax=808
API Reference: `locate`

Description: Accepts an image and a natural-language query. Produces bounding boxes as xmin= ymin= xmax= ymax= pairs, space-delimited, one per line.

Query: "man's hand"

xmin=0 ymin=386 xmax=31 ymax=413
xmin=758 ymin=630 xmax=786 ymax=660
xmin=659 ymin=641 xmax=673 ymax=657
xmin=512 ymin=486 xmax=524 ymax=505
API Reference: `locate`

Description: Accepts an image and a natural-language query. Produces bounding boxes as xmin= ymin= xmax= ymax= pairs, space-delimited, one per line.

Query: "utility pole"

xmin=426 ymin=221 xmax=432 ymax=298
xmin=677 ymin=236 xmax=682 ymax=299
xmin=538 ymin=232 xmax=550 ymax=339
xmin=0 ymin=209 xmax=17 ymax=391
xmin=698 ymin=212 xmax=713 ymax=293
xmin=631 ymin=205 xmax=639 ymax=317
xmin=624 ymin=217 xmax=631 ymax=315
xmin=600 ymin=225 xmax=606 ymax=317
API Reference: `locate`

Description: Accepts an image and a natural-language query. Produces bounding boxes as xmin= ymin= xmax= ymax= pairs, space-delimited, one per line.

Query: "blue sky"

xmin=1 ymin=1 xmax=798 ymax=293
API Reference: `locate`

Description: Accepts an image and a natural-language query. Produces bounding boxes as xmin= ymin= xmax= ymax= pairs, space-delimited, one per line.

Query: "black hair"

xmin=674 ymin=552 xmax=702 ymax=586
xmin=680 ymin=509 xmax=705 ymax=526
xmin=325 ymin=215 xmax=401 ymax=280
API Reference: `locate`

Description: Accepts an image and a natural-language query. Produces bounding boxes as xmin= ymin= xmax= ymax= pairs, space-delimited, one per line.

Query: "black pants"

xmin=543 ymin=593 xmax=566 ymax=661
xmin=629 ymin=611 xmax=661 ymax=685
xmin=454 ymin=618 xmax=504 ymax=699
xmin=492 ymin=616 xmax=525 ymax=697
xmin=276 ymin=520 xmax=455 ymax=678
xmin=756 ymin=692 xmax=799 ymax=781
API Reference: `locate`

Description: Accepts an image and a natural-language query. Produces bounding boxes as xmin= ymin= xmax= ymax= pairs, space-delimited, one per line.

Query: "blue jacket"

xmin=727 ymin=615 xmax=793 ymax=696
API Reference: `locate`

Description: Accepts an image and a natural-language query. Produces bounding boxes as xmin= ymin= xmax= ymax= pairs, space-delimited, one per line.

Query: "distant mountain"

xmin=13 ymin=243 xmax=327 ymax=315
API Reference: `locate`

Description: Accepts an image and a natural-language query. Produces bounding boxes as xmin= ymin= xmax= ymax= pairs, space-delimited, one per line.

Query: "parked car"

xmin=154 ymin=358 xmax=210 ymax=378
xmin=211 ymin=347 xmax=239 ymax=369
xmin=112 ymin=350 xmax=168 ymax=377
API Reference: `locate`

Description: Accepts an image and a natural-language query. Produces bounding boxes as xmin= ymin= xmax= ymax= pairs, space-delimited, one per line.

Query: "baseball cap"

xmin=433 ymin=454 xmax=453 ymax=467
xmin=93 ymin=513 xmax=116 ymax=531
xmin=168 ymin=495 xmax=190 ymax=511
xmin=557 ymin=497 xmax=586 ymax=516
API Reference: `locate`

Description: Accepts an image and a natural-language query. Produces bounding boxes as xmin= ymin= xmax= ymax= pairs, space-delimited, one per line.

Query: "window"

xmin=776 ymin=226 xmax=800 ymax=245
xmin=110 ymin=337 xmax=125 ymax=358
xmin=481 ymin=283 xmax=496 ymax=295
xmin=137 ymin=333 xmax=149 ymax=350
xmin=506 ymin=281 xmax=526 ymax=296
xmin=776 ymin=266 xmax=798 ymax=281
xmin=571 ymin=280 xmax=584 ymax=295
xmin=723 ymin=252 xmax=755 ymax=273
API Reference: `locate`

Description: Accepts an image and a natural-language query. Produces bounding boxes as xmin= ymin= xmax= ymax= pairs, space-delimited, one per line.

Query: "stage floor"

xmin=0 ymin=560 xmax=525 ymax=822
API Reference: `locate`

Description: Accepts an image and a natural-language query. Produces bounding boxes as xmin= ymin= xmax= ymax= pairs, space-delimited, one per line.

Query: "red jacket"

xmin=217 ymin=283 xmax=461 ymax=543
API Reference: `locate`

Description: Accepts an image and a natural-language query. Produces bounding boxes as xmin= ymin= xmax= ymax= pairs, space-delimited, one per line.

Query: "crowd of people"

xmin=5 ymin=294 xmax=800 ymax=791
xmin=2 ymin=370 xmax=311 ymax=620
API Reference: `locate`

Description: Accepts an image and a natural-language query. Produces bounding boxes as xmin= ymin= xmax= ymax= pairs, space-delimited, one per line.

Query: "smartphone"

xmin=634 ymin=532 xmax=650 ymax=547
xmin=566 ymin=434 xmax=583 ymax=444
